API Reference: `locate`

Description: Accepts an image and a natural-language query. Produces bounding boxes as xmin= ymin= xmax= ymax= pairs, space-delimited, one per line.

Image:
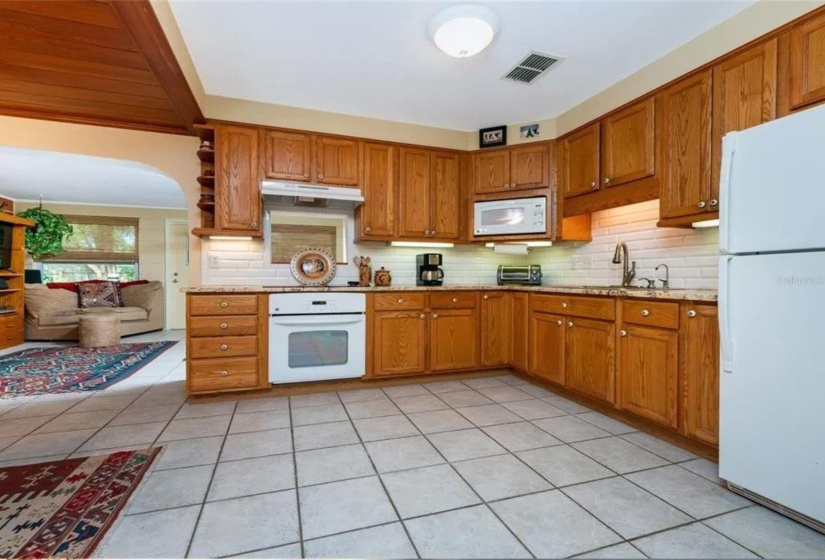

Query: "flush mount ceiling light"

xmin=428 ymin=5 xmax=500 ymax=58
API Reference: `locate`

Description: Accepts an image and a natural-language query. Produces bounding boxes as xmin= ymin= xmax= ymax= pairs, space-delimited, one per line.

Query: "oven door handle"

xmin=270 ymin=315 xmax=364 ymax=327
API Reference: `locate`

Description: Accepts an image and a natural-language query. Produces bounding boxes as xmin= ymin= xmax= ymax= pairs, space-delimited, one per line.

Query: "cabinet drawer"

xmin=430 ymin=292 xmax=477 ymax=309
xmin=189 ymin=357 xmax=259 ymax=393
xmin=189 ymin=295 xmax=258 ymax=316
xmin=0 ymin=329 xmax=23 ymax=347
xmin=531 ymin=294 xmax=615 ymax=321
xmin=373 ymin=292 xmax=426 ymax=311
xmin=189 ymin=315 xmax=258 ymax=337
xmin=621 ymin=300 xmax=679 ymax=329
xmin=190 ymin=336 xmax=257 ymax=358
xmin=0 ymin=315 xmax=23 ymax=332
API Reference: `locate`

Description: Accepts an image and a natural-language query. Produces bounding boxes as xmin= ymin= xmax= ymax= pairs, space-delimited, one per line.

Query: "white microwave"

xmin=474 ymin=196 xmax=547 ymax=236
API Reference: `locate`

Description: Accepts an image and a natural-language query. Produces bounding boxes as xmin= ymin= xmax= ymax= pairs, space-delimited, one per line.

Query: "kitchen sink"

xmin=573 ymin=285 xmax=660 ymax=291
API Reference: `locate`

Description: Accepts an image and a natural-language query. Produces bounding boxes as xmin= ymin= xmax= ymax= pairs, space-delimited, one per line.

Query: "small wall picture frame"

xmin=479 ymin=125 xmax=507 ymax=149
xmin=520 ymin=123 xmax=540 ymax=139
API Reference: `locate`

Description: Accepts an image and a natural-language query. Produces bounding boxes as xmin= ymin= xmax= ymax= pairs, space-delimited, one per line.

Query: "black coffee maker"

xmin=416 ymin=253 xmax=444 ymax=286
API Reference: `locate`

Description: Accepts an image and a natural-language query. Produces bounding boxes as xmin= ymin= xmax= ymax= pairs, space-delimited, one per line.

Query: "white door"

xmin=166 ymin=220 xmax=190 ymax=330
xmin=719 ymin=252 xmax=825 ymax=523
xmin=720 ymin=103 xmax=825 ymax=255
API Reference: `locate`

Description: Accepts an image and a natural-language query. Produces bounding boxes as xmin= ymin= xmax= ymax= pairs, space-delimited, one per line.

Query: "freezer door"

xmin=719 ymin=252 xmax=825 ymax=524
xmin=720 ymin=104 xmax=825 ymax=255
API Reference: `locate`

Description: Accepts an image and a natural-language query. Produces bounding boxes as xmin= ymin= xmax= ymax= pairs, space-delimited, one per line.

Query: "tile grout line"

xmin=287 ymin=397 xmax=306 ymax=559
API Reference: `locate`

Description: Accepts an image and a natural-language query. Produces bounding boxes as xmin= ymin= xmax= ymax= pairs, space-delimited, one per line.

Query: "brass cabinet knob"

xmin=709 ymin=199 xmax=718 ymax=207
xmin=303 ymin=172 xmax=310 ymax=178
xmin=220 ymin=323 xmax=228 ymax=329
xmin=604 ymin=177 xmax=611 ymax=184
xmin=641 ymin=309 xmax=650 ymax=317
xmin=431 ymin=230 xmax=437 ymax=236
xmin=365 ymin=227 xmax=372 ymax=232
xmin=318 ymin=173 xmax=325 ymax=180
xmin=220 ymin=302 xmax=228 ymax=308
xmin=398 ymin=299 xmax=404 ymax=304
xmin=219 ymin=371 xmax=228 ymax=377
xmin=433 ymin=313 xmax=439 ymax=319
xmin=620 ymin=330 xmax=627 ymax=337
xmin=567 ymin=321 xmax=574 ymax=327
xmin=556 ymin=320 xmax=562 ymax=326
xmin=483 ymin=295 xmax=489 ymax=300
xmin=251 ymin=222 xmax=258 ymax=227
xmin=420 ymin=314 xmax=426 ymax=319
xmin=590 ymin=181 xmax=597 ymax=188
xmin=220 ymin=344 xmax=228 ymax=351
xmin=561 ymin=302 xmax=568 ymax=308
xmin=452 ymin=297 xmax=458 ymax=303
xmin=698 ymin=201 xmax=707 ymax=208
xmin=687 ymin=310 xmax=697 ymax=318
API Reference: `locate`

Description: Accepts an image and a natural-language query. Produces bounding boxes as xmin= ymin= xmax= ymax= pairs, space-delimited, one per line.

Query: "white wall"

xmin=202 ymin=200 xmax=719 ymax=290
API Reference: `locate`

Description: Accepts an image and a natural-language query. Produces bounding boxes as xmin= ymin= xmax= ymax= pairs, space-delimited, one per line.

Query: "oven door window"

xmin=479 ymin=206 xmax=526 ymax=227
xmin=287 ymin=330 xmax=349 ymax=368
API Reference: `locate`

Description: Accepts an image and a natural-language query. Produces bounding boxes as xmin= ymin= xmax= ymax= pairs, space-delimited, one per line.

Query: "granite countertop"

xmin=183 ymin=284 xmax=717 ymax=302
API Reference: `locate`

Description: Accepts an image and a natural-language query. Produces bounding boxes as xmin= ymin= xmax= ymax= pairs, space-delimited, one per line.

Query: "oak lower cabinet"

xmin=680 ymin=303 xmax=720 ymax=446
xmin=186 ymin=293 xmax=269 ymax=396
xmin=528 ymin=311 xmax=565 ymax=385
xmin=565 ymin=318 xmax=616 ymax=404
xmin=430 ymin=308 xmax=478 ymax=371
xmin=480 ymin=292 xmax=511 ymax=367
xmin=373 ymin=310 xmax=428 ymax=377
xmin=617 ymin=324 xmax=679 ymax=428
xmin=509 ymin=292 xmax=529 ymax=371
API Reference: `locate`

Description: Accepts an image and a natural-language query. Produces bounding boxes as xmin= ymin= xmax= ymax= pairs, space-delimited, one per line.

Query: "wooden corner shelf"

xmin=197 ymin=201 xmax=215 ymax=212
xmin=0 ymin=271 xmax=23 ymax=278
xmin=197 ymin=175 xmax=215 ymax=188
xmin=197 ymin=148 xmax=215 ymax=164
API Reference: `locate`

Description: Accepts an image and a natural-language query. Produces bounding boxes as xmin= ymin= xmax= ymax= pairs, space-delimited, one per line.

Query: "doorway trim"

xmin=165 ymin=219 xmax=189 ymax=330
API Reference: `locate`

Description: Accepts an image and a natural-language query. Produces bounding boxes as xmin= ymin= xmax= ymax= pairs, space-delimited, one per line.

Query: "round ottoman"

xmin=78 ymin=313 xmax=122 ymax=348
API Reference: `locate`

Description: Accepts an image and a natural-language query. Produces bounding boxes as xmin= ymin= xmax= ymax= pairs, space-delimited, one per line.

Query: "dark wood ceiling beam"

xmin=0 ymin=1 xmax=126 ymax=28
xmin=0 ymin=8 xmax=138 ymax=50
xmin=0 ymin=63 xmax=169 ymax=99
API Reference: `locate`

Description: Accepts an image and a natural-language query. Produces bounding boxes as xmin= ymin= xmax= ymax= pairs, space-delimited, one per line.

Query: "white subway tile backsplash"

xmin=200 ymin=200 xmax=719 ymax=290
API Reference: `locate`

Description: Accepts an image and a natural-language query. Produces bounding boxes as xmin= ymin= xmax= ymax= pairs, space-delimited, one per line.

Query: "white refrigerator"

xmin=719 ymin=103 xmax=825 ymax=532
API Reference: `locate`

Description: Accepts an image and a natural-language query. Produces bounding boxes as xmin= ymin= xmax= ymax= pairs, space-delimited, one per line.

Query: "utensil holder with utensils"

xmin=354 ymin=256 xmax=372 ymax=287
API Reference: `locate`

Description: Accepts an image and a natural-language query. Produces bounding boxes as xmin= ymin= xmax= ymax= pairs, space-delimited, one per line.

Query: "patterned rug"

xmin=0 ymin=341 xmax=177 ymax=397
xmin=0 ymin=448 xmax=160 ymax=558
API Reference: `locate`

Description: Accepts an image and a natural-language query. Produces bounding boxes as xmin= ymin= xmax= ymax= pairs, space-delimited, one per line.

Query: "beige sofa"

xmin=25 ymin=281 xmax=165 ymax=341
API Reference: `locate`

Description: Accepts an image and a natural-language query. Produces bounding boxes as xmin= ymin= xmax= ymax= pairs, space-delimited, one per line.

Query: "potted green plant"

xmin=16 ymin=207 xmax=73 ymax=261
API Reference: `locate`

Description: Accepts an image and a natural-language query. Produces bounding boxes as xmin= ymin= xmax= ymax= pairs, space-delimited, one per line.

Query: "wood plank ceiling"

xmin=0 ymin=0 xmax=204 ymax=135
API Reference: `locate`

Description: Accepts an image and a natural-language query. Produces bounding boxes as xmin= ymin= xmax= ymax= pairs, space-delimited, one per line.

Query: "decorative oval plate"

xmin=289 ymin=248 xmax=337 ymax=286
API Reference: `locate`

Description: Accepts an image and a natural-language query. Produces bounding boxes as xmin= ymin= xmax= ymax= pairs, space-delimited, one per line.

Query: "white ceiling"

xmin=169 ymin=0 xmax=754 ymax=131
xmin=0 ymin=147 xmax=187 ymax=209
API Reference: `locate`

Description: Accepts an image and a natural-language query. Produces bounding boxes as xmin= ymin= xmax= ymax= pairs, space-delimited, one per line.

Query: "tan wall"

xmin=0 ymin=115 xmax=202 ymax=285
xmin=15 ymin=202 xmax=188 ymax=286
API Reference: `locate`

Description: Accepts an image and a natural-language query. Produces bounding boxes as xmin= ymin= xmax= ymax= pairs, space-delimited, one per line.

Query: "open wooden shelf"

xmin=192 ymin=227 xmax=262 ymax=239
xmin=0 ymin=271 xmax=23 ymax=278
xmin=197 ymin=148 xmax=214 ymax=164
xmin=197 ymin=201 xmax=215 ymax=212
xmin=197 ymin=175 xmax=215 ymax=187
xmin=0 ymin=289 xmax=22 ymax=294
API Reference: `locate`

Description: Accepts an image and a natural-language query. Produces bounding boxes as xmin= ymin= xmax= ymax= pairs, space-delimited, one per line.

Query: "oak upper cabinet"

xmin=680 ymin=303 xmax=720 ymax=446
xmin=260 ymin=129 xmax=312 ymax=182
xmin=509 ymin=292 xmax=529 ymax=371
xmin=373 ymin=311 xmax=428 ymax=377
xmin=617 ymin=324 xmax=679 ymax=428
xmin=529 ymin=311 xmax=565 ymax=386
xmin=315 ymin=136 xmax=362 ymax=186
xmin=789 ymin=12 xmax=825 ymax=111
xmin=399 ymin=148 xmax=461 ymax=241
xmin=565 ymin=318 xmax=615 ymax=404
xmin=474 ymin=149 xmax=510 ymax=193
xmin=473 ymin=144 xmax=550 ymax=194
xmin=430 ymin=307 xmax=478 ymax=372
xmin=711 ymin=40 xmax=777 ymax=195
xmin=601 ymin=97 xmax=656 ymax=188
xmin=561 ymin=123 xmax=600 ymax=198
xmin=480 ymin=292 xmax=511 ymax=367
xmin=660 ymin=71 xmax=713 ymax=220
xmin=356 ymin=143 xmax=396 ymax=239
xmin=215 ymin=124 xmax=262 ymax=233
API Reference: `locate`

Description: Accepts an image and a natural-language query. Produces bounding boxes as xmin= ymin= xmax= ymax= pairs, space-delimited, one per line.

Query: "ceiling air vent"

xmin=502 ymin=52 xmax=561 ymax=85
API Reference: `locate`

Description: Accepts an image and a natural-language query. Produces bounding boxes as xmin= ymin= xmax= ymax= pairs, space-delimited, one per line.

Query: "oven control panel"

xmin=270 ymin=292 xmax=366 ymax=315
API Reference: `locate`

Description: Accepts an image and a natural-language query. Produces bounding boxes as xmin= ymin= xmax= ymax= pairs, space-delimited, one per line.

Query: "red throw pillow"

xmin=46 ymin=282 xmax=81 ymax=293
xmin=120 ymin=279 xmax=150 ymax=289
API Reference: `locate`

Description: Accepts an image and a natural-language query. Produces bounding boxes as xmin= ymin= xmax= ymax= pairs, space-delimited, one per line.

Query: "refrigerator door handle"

xmin=720 ymin=255 xmax=734 ymax=373
xmin=719 ymin=133 xmax=737 ymax=254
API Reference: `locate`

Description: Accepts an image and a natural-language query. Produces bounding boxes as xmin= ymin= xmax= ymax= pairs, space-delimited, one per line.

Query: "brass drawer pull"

xmin=220 ymin=301 xmax=228 ymax=308
xmin=641 ymin=309 xmax=650 ymax=317
xmin=220 ymin=371 xmax=228 ymax=377
xmin=220 ymin=323 xmax=228 ymax=329
xmin=220 ymin=344 xmax=229 ymax=351
xmin=452 ymin=297 xmax=458 ymax=303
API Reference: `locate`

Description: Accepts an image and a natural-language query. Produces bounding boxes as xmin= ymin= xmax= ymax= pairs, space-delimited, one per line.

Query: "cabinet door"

xmin=216 ymin=124 xmax=261 ymax=232
xmin=430 ymin=308 xmax=478 ymax=372
xmin=565 ymin=318 xmax=615 ymax=404
xmin=373 ymin=311 xmax=428 ymax=376
xmin=510 ymin=144 xmax=549 ymax=190
xmin=660 ymin=71 xmax=713 ymax=219
xmin=510 ymin=292 xmax=529 ymax=371
xmin=680 ymin=304 xmax=720 ymax=446
xmin=480 ymin=292 xmax=510 ymax=367
xmin=431 ymin=151 xmax=461 ymax=240
xmin=260 ymin=130 xmax=312 ymax=182
xmin=473 ymin=150 xmax=510 ymax=194
xmin=601 ymin=97 xmax=656 ymax=188
xmin=529 ymin=311 xmax=565 ymax=386
xmin=618 ymin=325 xmax=679 ymax=428
xmin=315 ymin=136 xmax=362 ymax=186
xmin=399 ymin=148 xmax=432 ymax=237
xmin=790 ymin=12 xmax=825 ymax=111
xmin=359 ymin=143 xmax=396 ymax=237
xmin=711 ymin=40 xmax=777 ymax=198
xmin=561 ymin=123 xmax=600 ymax=198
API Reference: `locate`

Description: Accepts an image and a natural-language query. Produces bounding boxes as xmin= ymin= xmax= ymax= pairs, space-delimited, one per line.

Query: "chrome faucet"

xmin=612 ymin=242 xmax=636 ymax=287
xmin=655 ymin=264 xmax=670 ymax=290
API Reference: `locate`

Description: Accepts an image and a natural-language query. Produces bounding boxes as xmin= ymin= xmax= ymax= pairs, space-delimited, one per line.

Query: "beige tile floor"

xmin=2 ymin=330 xmax=825 ymax=559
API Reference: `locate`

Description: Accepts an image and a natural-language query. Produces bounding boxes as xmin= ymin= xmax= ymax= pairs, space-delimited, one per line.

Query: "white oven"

xmin=269 ymin=293 xmax=365 ymax=384
xmin=474 ymin=196 xmax=547 ymax=236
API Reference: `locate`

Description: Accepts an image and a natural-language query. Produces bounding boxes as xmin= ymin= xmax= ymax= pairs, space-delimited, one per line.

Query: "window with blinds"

xmin=269 ymin=211 xmax=347 ymax=264
xmin=44 ymin=216 xmax=139 ymax=263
